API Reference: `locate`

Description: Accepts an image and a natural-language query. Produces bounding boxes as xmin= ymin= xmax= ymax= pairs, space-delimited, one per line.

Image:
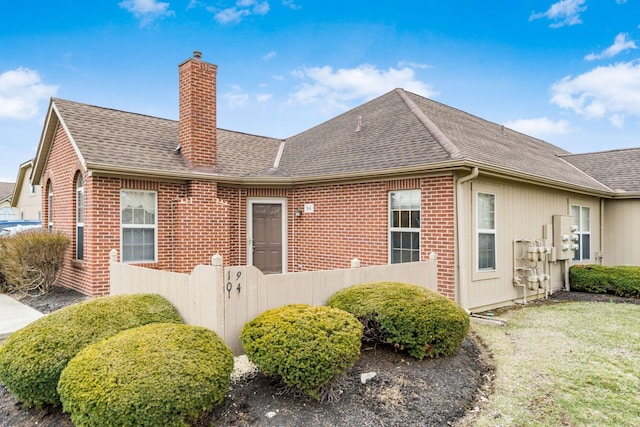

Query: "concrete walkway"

xmin=0 ymin=293 xmax=43 ymax=341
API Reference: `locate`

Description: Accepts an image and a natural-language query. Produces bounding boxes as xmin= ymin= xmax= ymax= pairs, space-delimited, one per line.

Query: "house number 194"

xmin=226 ymin=270 xmax=242 ymax=299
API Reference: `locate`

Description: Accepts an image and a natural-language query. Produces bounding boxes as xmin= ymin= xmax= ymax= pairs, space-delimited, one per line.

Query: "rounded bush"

xmin=0 ymin=293 xmax=182 ymax=408
xmin=327 ymin=282 xmax=469 ymax=359
xmin=58 ymin=323 xmax=233 ymax=427
xmin=241 ymin=304 xmax=362 ymax=399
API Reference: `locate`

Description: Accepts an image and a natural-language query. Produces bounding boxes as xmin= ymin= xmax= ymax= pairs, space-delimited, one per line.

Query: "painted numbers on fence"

xmin=226 ymin=269 xmax=243 ymax=299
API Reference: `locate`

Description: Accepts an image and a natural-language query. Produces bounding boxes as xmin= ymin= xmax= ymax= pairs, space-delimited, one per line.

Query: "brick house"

xmin=31 ymin=52 xmax=640 ymax=311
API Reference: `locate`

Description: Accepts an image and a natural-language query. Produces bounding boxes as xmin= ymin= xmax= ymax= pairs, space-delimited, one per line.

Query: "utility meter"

xmin=553 ymin=215 xmax=577 ymax=261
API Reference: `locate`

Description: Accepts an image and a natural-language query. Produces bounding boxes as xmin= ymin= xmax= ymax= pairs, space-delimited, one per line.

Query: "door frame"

xmin=246 ymin=197 xmax=288 ymax=273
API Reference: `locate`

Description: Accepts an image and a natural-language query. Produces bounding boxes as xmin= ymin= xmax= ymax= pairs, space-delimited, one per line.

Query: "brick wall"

xmin=219 ymin=174 xmax=456 ymax=299
xmin=45 ymin=121 xmax=454 ymax=299
xmin=178 ymin=54 xmax=217 ymax=169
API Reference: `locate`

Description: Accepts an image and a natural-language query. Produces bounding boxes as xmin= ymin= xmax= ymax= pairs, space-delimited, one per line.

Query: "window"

xmin=76 ymin=175 xmax=84 ymax=261
xmin=571 ymin=205 xmax=590 ymax=261
xmin=47 ymin=183 xmax=53 ymax=231
xmin=389 ymin=189 xmax=420 ymax=263
xmin=29 ymin=185 xmax=35 ymax=195
xmin=0 ymin=207 xmax=15 ymax=221
xmin=477 ymin=192 xmax=496 ymax=271
xmin=121 ymin=190 xmax=157 ymax=263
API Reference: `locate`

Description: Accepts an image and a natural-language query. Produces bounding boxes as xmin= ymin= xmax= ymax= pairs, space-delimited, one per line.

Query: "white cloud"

xmin=213 ymin=0 xmax=270 ymax=24
xmin=223 ymin=86 xmax=272 ymax=107
xmin=262 ymin=51 xmax=277 ymax=61
xmin=585 ymin=33 xmax=637 ymax=61
xmin=551 ymin=60 xmax=640 ymax=125
xmin=0 ymin=68 xmax=58 ymax=120
xmin=119 ymin=0 xmax=174 ymax=27
xmin=256 ymin=93 xmax=273 ymax=102
xmin=529 ymin=0 xmax=587 ymax=28
xmin=504 ymin=117 xmax=571 ymax=137
xmin=282 ymin=0 xmax=301 ymax=10
xmin=288 ymin=63 xmax=436 ymax=112
xmin=223 ymin=88 xmax=250 ymax=108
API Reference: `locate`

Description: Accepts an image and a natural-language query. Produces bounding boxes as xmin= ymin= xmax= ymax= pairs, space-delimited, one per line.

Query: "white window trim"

xmin=475 ymin=191 xmax=497 ymax=274
xmin=246 ymin=197 xmax=288 ymax=273
xmin=76 ymin=176 xmax=84 ymax=261
xmin=388 ymin=189 xmax=421 ymax=264
xmin=570 ymin=204 xmax=591 ymax=262
xmin=47 ymin=185 xmax=53 ymax=231
xmin=120 ymin=190 xmax=158 ymax=264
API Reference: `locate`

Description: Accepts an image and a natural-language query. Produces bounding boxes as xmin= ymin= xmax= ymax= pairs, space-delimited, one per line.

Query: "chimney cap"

xmin=193 ymin=50 xmax=202 ymax=59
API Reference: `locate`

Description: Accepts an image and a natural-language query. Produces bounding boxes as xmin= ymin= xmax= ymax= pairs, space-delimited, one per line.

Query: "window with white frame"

xmin=389 ymin=189 xmax=421 ymax=263
xmin=121 ymin=190 xmax=157 ymax=263
xmin=76 ymin=175 xmax=84 ymax=261
xmin=477 ymin=192 xmax=496 ymax=271
xmin=47 ymin=183 xmax=53 ymax=231
xmin=571 ymin=205 xmax=590 ymax=261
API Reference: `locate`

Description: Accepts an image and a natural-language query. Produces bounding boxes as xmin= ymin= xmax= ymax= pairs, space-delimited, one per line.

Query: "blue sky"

xmin=1 ymin=0 xmax=639 ymax=182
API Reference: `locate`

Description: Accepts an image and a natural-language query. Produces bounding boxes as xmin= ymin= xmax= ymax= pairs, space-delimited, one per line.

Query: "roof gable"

xmin=33 ymin=99 xmax=282 ymax=181
xmin=277 ymin=90 xmax=452 ymax=177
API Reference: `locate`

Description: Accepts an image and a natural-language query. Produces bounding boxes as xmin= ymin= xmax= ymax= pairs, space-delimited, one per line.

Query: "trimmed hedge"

xmin=327 ymin=282 xmax=469 ymax=359
xmin=241 ymin=304 xmax=362 ymax=399
xmin=0 ymin=293 xmax=182 ymax=408
xmin=58 ymin=323 xmax=233 ymax=427
xmin=570 ymin=264 xmax=640 ymax=298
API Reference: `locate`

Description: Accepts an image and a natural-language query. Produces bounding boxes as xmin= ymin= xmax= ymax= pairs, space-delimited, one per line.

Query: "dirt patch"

xmin=4 ymin=288 xmax=633 ymax=426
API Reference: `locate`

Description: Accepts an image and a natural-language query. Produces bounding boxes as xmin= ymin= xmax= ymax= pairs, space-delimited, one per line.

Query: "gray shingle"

xmin=277 ymin=90 xmax=451 ymax=177
xmin=0 ymin=182 xmax=14 ymax=200
xmin=53 ymin=99 xmax=282 ymax=177
xmin=562 ymin=148 xmax=640 ymax=192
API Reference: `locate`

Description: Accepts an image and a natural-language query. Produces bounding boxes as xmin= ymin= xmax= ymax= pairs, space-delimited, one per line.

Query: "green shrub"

xmin=0 ymin=293 xmax=182 ymax=408
xmin=58 ymin=323 xmax=233 ymax=427
xmin=0 ymin=229 xmax=69 ymax=295
xmin=327 ymin=282 xmax=469 ymax=359
xmin=241 ymin=304 xmax=362 ymax=399
xmin=570 ymin=264 xmax=640 ymax=298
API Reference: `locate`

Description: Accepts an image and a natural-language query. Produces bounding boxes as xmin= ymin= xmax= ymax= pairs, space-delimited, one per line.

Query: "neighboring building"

xmin=31 ymin=52 xmax=640 ymax=311
xmin=10 ymin=159 xmax=42 ymax=221
xmin=0 ymin=182 xmax=16 ymax=220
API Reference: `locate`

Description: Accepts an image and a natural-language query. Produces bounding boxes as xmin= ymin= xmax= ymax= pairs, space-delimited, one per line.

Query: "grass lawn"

xmin=471 ymin=301 xmax=640 ymax=427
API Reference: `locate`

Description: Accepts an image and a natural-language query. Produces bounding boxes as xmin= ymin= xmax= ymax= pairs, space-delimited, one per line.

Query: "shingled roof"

xmin=35 ymin=90 xmax=624 ymax=194
xmin=0 ymin=182 xmax=14 ymax=202
xmin=278 ymin=89 xmax=610 ymax=192
xmin=51 ymin=98 xmax=282 ymax=178
xmin=561 ymin=148 xmax=640 ymax=193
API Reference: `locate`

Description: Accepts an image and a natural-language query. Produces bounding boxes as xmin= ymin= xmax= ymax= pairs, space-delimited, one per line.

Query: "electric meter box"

xmin=553 ymin=215 xmax=576 ymax=261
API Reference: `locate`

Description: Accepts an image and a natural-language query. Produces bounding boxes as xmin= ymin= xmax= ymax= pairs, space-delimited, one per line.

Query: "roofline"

xmin=84 ymin=159 xmax=620 ymax=197
xmin=32 ymin=100 xmax=88 ymax=185
xmin=396 ymin=89 xmax=464 ymax=160
xmin=10 ymin=159 xmax=34 ymax=207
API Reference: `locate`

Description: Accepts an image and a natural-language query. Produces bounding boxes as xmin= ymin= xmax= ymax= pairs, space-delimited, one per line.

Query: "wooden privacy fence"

xmin=109 ymin=250 xmax=439 ymax=355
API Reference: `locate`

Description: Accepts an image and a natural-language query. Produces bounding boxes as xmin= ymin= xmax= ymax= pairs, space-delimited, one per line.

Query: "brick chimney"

xmin=178 ymin=51 xmax=217 ymax=170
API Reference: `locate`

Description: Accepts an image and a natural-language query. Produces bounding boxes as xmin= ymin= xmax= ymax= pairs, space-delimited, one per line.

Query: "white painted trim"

xmin=120 ymin=189 xmax=158 ymax=264
xmin=247 ymin=197 xmax=288 ymax=273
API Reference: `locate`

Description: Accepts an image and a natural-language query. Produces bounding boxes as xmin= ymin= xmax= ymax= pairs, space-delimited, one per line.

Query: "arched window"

xmin=47 ymin=181 xmax=53 ymax=231
xmin=76 ymin=175 xmax=84 ymax=260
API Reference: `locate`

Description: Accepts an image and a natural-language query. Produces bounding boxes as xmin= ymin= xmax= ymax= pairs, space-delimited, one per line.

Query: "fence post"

xmin=109 ymin=249 xmax=118 ymax=295
xmin=210 ymin=253 xmax=225 ymax=341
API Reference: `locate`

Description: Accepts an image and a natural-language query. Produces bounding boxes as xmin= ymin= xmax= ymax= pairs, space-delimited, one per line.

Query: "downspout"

xmin=599 ymin=198 xmax=604 ymax=265
xmin=455 ymin=167 xmax=479 ymax=310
